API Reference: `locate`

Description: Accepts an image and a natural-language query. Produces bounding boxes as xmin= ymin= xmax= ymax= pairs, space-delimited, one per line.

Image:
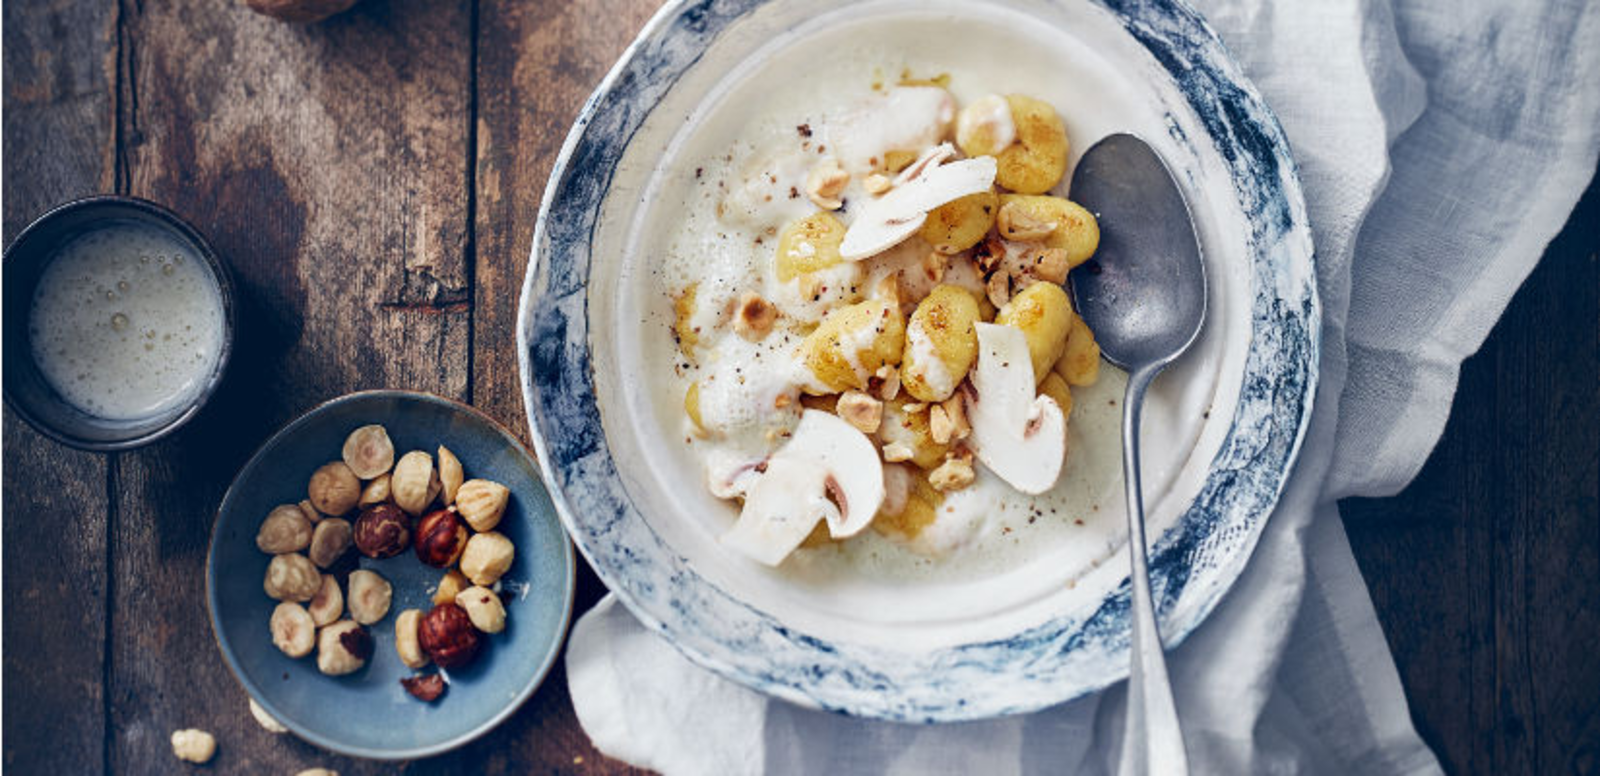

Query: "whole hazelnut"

xmin=459 ymin=531 xmax=515 ymax=587
xmin=264 ymin=553 xmax=321 ymax=602
xmin=417 ymin=604 xmax=481 ymax=668
xmin=414 ymin=508 xmax=469 ymax=568
xmin=316 ymin=620 xmax=372 ymax=676
xmin=308 ymin=461 xmax=361 ymax=516
xmin=256 ymin=504 xmax=313 ymax=554
xmin=352 ymin=503 xmax=410 ymax=559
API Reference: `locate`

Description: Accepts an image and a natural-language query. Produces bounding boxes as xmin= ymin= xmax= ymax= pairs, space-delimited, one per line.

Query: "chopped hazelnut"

xmin=732 ymin=292 xmax=777 ymax=341
xmin=805 ymin=157 xmax=850 ymax=210
xmin=929 ymin=404 xmax=955 ymax=445
xmin=882 ymin=441 xmax=915 ymax=463
xmin=986 ymin=270 xmax=1012 ymax=309
xmin=929 ymin=455 xmax=976 ymax=491
xmin=836 ymin=391 xmax=883 ymax=435
xmin=941 ymin=395 xmax=971 ymax=441
xmin=998 ymin=205 xmax=1058 ymax=241
xmin=1024 ymin=247 xmax=1071 ymax=285
xmin=922 ymin=252 xmax=947 ymax=284
xmin=863 ymin=172 xmax=893 ymax=195
xmin=874 ymin=365 xmax=901 ymax=401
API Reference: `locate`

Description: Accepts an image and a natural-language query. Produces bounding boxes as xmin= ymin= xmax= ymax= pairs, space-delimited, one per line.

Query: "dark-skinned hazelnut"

xmin=414 ymin=508 xmax=468 ymax=568
xmin=418 ymin=604 xmax=481 ymax=668
xmin=352 ymin=503 xmax=410 ymax=559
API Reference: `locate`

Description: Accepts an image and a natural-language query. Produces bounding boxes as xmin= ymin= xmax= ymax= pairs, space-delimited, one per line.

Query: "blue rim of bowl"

xmin=2 ymin=194 xmax=236 ymax=451
xmin=204 ymin=389 xmax=578 ymax=759
xmin=518 ymin=0 xmax=1318 ymax=721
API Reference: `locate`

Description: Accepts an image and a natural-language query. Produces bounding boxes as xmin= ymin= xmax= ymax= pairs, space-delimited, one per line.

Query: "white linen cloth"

xmin=565 ymin=0 xmax=1600 ymax=772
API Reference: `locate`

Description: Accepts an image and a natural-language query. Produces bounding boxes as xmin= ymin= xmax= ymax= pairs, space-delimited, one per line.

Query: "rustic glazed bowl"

xmin=207 ymin=390 xmax=575 ymax=759
xmin=520 ymin=0 xmax=1317 ymax=720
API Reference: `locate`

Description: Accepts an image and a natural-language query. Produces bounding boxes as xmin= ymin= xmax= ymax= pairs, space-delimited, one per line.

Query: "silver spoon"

xmin=1068 ymin=133 xmax=1204 ymax=776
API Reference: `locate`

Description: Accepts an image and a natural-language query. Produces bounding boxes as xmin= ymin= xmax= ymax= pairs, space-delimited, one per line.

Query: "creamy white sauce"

xmin=28 ymin=223 xmax=225 ymax=420
xmin=661 ymin=75 xmax=1131 ymax=583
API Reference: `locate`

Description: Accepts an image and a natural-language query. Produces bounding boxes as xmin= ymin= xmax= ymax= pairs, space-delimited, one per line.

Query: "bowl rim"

xmin=518 ymin=0 xmax=1319 ymax=721
xmin=1 ymin=194 xmax=237 ymax=451
xmin=204 ymin=388 xmax=578 ymax=760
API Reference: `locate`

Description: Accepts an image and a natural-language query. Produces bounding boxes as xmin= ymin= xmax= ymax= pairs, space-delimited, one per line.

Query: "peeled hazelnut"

xmin=169 ymin=729 xmax=216 ymax=764
xmin=248 ymin=698 xmax=288 ymax=734
xmin=352 ymin=504 xmax=410 ymax=559
xmin=455 ymin=586 xmax=507 ymax=634
xmin=454 ymin=479 xmax=510 ymax=532
xmin=391 ymin=451 xmax=436 ymax=515
xmin=269 ymin=602 xmax=316 ymax=657
xmin=836 ymin=391 xmax=883 ymax=434
xmin=264 ymin=553 xmax=321 ymax=602
xmin=342 ymin=424 xmax=395 ymax=479
xmin=732 ymin=292 xmax=777 ymax=342
xmin=438 ymin=446 xmax=464 ymax=505
xmin=401 ymin=674 xmax=446 ymax=702
xmin=459 ymin=532 xmax=515 ymax=587
xmin=308 ymin=517 xmax=353 ymax=568
xmin=257 ymin=504 xmax=313 ymax=554
xmin=316 ymin=620 xmax=372 ymax=676
xmin=418 ymin=604 xmax=481 ymax=668
xmin=346 ymin=569 xmax=393 ymax=625
xmin=395 ymin=608 xmax=427 ymax=669
xmin=358 ymin=473 xmax=391 ymax=506
xmin=414 ymin=508 xmax=468 ymax=568
xmin=433 ymin=569 xmax=469 ymax=606
xmin=307 ymin=574 xmax=343 ymax=626
xmin=308 ymin=461 xmax=361 ymax=516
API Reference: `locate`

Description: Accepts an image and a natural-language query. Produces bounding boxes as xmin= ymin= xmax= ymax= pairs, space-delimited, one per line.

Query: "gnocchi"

xmin=797 ymin=297 xmax=906 ymax=394
xmin=994 ymin=94 xmax=1069 ymax=194
xmin=901 ymin=285 xmax=981 ymax=402
xmin=920 ymin=190 xmax=998 ymax=255
xmin=994 ymin=281 xmax=1072 ymax=384
xmin=997 ymin=194 xmax=1100 ymax=269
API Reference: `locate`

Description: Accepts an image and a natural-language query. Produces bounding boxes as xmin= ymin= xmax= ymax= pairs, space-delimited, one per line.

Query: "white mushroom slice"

xmin=964 ymin=323 xmax=1066 ymax=494
xmin=840 ymin=154 xmax=998 ymax=261
xmin=721 ymin=457 xmax=835 ymax=566
xmin=721 ymin=410 xmax=886 ymax=565
xmin=779 ymin=410 xmax=885 ymax=539
xmin=892 ymin=143 xmax=956 ymax=186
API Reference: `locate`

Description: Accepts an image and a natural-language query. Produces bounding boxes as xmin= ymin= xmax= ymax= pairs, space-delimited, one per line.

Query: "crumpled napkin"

xmin=565 ymin=0 xmax=1600 ymax=772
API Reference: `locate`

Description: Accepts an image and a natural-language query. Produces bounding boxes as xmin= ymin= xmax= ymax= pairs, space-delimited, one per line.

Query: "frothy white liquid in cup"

xmin=28 ymin=222 xmax=225 ymax=421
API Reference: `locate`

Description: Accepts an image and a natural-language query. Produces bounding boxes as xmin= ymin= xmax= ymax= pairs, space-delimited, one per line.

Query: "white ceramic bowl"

xmin=520 ymin=0 xmax=1316 ymax=721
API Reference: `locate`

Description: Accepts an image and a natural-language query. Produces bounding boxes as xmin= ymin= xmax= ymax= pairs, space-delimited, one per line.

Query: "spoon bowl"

xmin=1071 ymin=133 xmax=1207 ymax=369
xmin=1069 ymin=133 xmax=1206 ymax=776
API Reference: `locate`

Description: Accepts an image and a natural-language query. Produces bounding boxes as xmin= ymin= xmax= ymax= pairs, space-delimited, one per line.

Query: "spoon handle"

xmin=1118 ymin=364 xmax=1189 ymax=776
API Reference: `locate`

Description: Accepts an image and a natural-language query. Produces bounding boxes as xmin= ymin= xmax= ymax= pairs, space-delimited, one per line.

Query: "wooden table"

xmin=3 ymin=1 xmax=1595 ymax=773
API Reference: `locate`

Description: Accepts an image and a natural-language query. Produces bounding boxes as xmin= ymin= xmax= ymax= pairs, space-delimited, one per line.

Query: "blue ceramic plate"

xmin=519 ymin=0 xmax=1316 ymax=720
xmin=207 ymin=391 xmax=575 ymax=758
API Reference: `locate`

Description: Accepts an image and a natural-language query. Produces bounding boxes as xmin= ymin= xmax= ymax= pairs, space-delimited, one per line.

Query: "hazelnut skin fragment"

xmin=401 ymin=674 xmax=446 ymax=702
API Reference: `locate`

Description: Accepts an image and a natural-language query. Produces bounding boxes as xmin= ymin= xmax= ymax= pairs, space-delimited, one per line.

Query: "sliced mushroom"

xmin=963 ymin=322 xmax=1066 ymax=494
xmin=839 ymin=150 xmax=997 ymax=261
xmin=720 ymin=410 xmax=885 ymax=566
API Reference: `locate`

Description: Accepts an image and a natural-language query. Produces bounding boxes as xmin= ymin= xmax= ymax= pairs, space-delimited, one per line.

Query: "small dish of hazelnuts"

xmin=206 ymin=390 xmax=575 ymax=760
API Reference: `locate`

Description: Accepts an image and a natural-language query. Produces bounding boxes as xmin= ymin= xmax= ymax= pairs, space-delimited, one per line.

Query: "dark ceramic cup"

xmin=3 ymin=196 xmax=235 ymax=450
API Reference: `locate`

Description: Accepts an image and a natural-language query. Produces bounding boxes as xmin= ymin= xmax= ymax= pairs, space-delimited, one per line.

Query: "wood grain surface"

xmin=1 ymin=1 xmax=1595 ymax=773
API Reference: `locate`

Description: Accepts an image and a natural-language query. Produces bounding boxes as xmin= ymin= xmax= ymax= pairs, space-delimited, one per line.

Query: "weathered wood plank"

xmin=1 ymin=0 xmax=117 ymax=773
xmin=108 ymin=0 xmax=472 ymax=772
xmin=1488 ymin=174 xmax=1598 ymax=775
xmin=470 ymin=0 xmax=661 ymax=772
xmin=1345 ymin=169 xmax=1600 ymax=775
